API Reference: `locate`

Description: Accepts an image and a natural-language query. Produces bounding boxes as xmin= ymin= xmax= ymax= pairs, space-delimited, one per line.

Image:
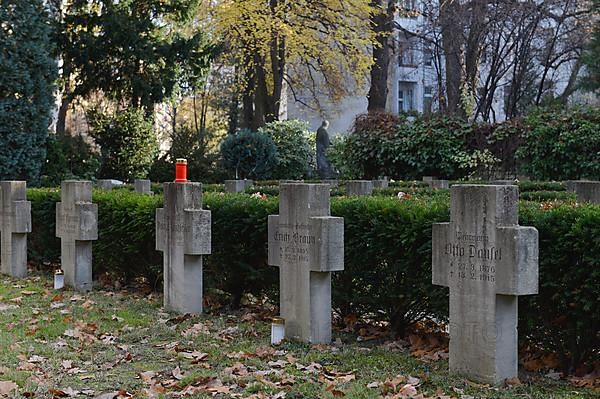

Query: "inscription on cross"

xmin=432 ymin=185 xmax=538 ymax=384
xmin=156 ymin=183 xmax=211 ymax=314
xmin=0 ymin=181 xmax=31 ymax=277
xmin=56 ymin=181 xmax=98 ymax=291
xmin=268 ymin=183 xmax=344 ymax=344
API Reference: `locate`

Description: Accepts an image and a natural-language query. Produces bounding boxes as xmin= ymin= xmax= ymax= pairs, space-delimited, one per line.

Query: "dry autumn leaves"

xmin=0 ymin=276 xmax=598 ymax=398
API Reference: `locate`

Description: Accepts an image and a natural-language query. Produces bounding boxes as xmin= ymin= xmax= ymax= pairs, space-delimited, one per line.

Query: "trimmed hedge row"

xmin=26 ymin=189 xmax=599 ymax=367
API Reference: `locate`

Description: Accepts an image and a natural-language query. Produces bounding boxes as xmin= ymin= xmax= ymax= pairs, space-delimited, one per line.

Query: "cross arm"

xmin=432 ymin=222 xmax=450 ymax=287
xmin=495 ymin=226 xmax=538 ymax=295
xmin=75 ymin=202 xmax=98 ymax=241
xmin=184 ymin=209 xmax=211 ymax=255
xmin=309 ymin=216 xmax=344 ymax=272
xmin=156 ymin=208 xmax=165 ymax=252
xmin=267 ymin=215 xmax=281 ymax=267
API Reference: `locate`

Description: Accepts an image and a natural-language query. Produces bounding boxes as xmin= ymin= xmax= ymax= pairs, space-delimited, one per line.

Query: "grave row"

xmin=1 ymin=178 xmax=598 ymax=384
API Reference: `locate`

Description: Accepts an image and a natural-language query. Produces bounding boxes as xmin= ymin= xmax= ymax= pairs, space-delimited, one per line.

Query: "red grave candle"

xmin=175 ymin=158 xmax=188 ymax=182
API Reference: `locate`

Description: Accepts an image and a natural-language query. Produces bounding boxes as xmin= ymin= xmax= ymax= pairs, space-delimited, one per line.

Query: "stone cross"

xmin=346 ymin=180 xmax=373 ymax=196
xmin=134 ymin=179 xmax=152 ymax=195
xmin=0 ymin=181 xmax=31 ymax=277
xmin=432 ymin=185 xmax=538 ymax=384
xmin=268 ymin=183 xmax=344 ymax=343
xmin=56 ymin=181 xmax=98 ymax=291
xmin=156 ymin=183 xmax=211 ymax=314
xmin=224 ymin=179 xmax=253 ymax=193
xmin=97 ymin=179 xmax=114 ymax=190
xmin=430 ymin=179 xmax=449 ymax=189
xmin=372 ymin=177 xmax=389 ymax=189
xmin=566 ymin=180 xmax=600 ymax=204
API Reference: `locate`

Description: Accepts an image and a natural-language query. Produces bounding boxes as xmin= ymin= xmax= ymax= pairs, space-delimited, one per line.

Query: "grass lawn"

xmin=0 ymin=274 xmax=596 ymax=399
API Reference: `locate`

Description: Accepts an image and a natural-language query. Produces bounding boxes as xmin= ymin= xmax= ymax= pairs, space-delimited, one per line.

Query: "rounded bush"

xmin=220 ymin=129 xmax=278 ymax=179
xmin=259 ymin=120 xmax=315 ymax=179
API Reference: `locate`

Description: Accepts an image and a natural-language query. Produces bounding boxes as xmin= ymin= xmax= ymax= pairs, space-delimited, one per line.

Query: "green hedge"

xmin=26 ymin=189 xmax=599 ymax=366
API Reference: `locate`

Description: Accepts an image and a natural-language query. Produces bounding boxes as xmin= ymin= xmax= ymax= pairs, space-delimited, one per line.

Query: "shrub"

xmin=520 ymin=202 xmax=600 ymax=369
xmin=149 ymin=126 xmax=227 ymax=183
xmin=259 ymin=120 xmax=315 ymax=179
xmin=88 ymin=108 xmax=159 ymax=181
xmin=0 ymin=0 xmax=58 ymax=184
xmin=220 ymin=129 xmax=278 ymax=179
xmin=330 ymin=113 xmax=488 ymax=180
xmin=26 ymin=189 xmax=600 ymax=366
xmin=41 ymin=132 xmax=100 ymax=186
xmin=516 ymin=107 xmax=600 ymax=180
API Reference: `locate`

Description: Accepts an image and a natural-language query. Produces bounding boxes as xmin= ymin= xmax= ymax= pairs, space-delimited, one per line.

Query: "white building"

xmin=287 ymin=0 xmax=595 ymax=133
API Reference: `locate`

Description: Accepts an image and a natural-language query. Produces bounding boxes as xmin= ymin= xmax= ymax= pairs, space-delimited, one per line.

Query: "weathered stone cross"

xmin=56 ymin=181 xmax=98 ymax=291
xmin=268 ymin=183 xmax=344 ymax=344
xmin=432 ymin=184 xmax=538 ymax=384
xmin=0 ymin=181 xmax=31 ymax=277
xmin=156 ymin=183 xmax=211 ymax=314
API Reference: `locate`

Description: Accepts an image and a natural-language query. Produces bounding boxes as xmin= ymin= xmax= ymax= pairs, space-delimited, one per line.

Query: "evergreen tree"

xmin=0 ymin=0 xmax=58 ymax=183
xmin=585 ymin=1 xmax=600 ymax=90
xmin=60 ymin=0 xmax=214 ymax=111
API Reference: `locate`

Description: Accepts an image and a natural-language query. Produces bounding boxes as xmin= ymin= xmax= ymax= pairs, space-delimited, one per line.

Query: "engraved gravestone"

xmin=268 ymin=183 xmax=344 ymax=343
xmin=56 ymin=181 xmax=98 ymax=291
xmin=224 ymin=179 xmax=253 ymax=193
xmin=566 ymin=180 xmax=600 ymax=204
xmin=0 ymin=181 xmax=31 ymax=277
xmin=424 ymin=178 xmax=449 ymax=189
xmin=156 ymin=183 xmax=211 ymax=313
xmin=134 ymin=179 xmax=152 ymax=195
xmin=346 ymin=180 xmax=373 ymax=196
xmin=432 ymin=185 xmax=538 ymax=384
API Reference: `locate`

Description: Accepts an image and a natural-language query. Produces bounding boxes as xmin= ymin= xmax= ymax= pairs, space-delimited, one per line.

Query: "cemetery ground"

xmin=0 ymin=275 xmax=597 ymax=399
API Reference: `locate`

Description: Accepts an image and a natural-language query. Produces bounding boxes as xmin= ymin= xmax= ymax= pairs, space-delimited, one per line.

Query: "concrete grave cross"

xmin=0 ymin=181 xmax=32 ymax=277
xmin=432 ymin=185 xmax=538 ymax=384
xmin=224 ymin=179 xmax=253 ymax=193
xmin=134 ymin=179 xmax=152 ymax=195
xmin=56 ymin=181 xmax=98 ymax=291
xmin=156 ymin=183 xmax=211 ymax=314
xmin=268 ymin=183 xmax=344 ymax=344
xmin=566 ymin=180 xmax=600 ymax=204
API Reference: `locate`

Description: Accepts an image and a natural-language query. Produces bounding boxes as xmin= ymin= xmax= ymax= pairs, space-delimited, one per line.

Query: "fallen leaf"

xmin=172 ymin=366 xmax=184 ymax=380
xmin=0 ymin=381 xmax=18 ymax=395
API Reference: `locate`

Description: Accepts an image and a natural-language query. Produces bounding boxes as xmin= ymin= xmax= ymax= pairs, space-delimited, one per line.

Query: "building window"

xmin=424 ymin=86 xmax=433 ymax=114
xmin=424 ymin=47 xmax=433 ymax=67
xmin=398 ymin=82 xmax=415 ymax=112
xmin=399 ymin=0 xmax=418 ymax=14
xmin=398 ymin=41 xmax=416 ymax=67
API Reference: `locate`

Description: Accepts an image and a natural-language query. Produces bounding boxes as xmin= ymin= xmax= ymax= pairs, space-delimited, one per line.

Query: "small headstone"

xmin=431 ymin=179 xmax=449 ymax=189
xmin=56 ymin=181 xmax=98 ymax=291
xmin=0 ymin=181 xmax=31 ymax=277
xmin=156 ymin=182 xmax=211 ymax=313
xmin=224 ymin=179 xmax=253 ymax=193
xmin=423 ymin=176 xmax=435 ymax=183
xmin=268 ymin=183 xmax=344 ymax=343
xmin=346 ymin=180 xmax=373 ymax=196
xmin=97 ymin=179 xmax=115 ymax=190
xmin=432 ymin=185 xmax=538 ymax=384
xmin=489 ymin=180 xmax=516 ymax=186
xmin=566 ymin=180 xmax=600 ymax=204
xmin=134 ymin=179 xmax=152 ymax=195
xmin=372 ymin=177 xmax=389 ymax=189
xmin=322 ymin=179 xmax=339 ymax=188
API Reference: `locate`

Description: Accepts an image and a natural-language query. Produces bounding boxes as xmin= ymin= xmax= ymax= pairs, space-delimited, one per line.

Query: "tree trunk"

xmin=440 ymin=0 xmax=465 ymax=117
xmin=56 ymin=95 xmax=70 ymax=134
xmin=367 ymin=0 xmax=393 ymax=112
